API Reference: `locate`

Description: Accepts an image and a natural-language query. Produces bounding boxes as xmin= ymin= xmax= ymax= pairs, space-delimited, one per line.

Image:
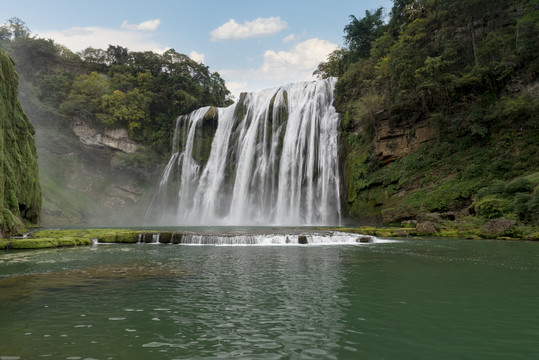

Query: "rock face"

xmin=71 ymin=120 xmax=139 ymax=153
xmin=342 ymin=111 xmax=438 ymax=225
xmin=482 ymin=218 xmax=517 ymax=238
xmin=0 ymin=49 xmax=41 ymax=236
xmin=373 ymin=111 xmax=436 ymax=165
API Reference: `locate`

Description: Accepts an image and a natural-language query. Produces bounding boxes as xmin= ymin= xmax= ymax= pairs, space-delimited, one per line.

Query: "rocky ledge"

xmin=71 ymin=120 xmax=139 ymax=153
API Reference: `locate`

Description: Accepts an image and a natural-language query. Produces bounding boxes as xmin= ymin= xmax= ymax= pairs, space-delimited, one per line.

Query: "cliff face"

xmin=0 ymin=49 xmax=41 ymax=236
xmin=332 ymin=0 xmax=539 ymax=227
xmin=71 ymin=120 xmax=140 ymax=153
xmin=370 ymin=111 xmax=436 ymax=165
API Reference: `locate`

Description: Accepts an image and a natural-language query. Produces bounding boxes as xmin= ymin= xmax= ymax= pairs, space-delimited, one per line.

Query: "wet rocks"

xmin=298 ymin=235 xmax=308 ymax=244
xmin=358 ymin=236 xmax=373 ymax=243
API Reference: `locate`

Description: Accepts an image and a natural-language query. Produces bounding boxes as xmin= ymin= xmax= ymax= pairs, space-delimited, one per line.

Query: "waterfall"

xmin=146 ymin=78 xmax=341 ymax=226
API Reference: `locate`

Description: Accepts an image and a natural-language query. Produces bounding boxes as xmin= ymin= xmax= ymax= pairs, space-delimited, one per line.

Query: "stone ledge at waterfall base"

xmin=1 ymin=225 xmax=539 ymax=250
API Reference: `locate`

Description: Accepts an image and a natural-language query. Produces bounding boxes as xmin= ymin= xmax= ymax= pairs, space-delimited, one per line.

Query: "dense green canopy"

xmin=0 ymin=18 xmax=232 ymax=157
xmin=317 ymin=0 xmax=539 ymax=227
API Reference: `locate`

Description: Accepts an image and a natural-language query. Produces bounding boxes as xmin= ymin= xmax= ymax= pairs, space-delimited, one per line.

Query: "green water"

xmin=0 ymin=239 xmax=538 ymax=359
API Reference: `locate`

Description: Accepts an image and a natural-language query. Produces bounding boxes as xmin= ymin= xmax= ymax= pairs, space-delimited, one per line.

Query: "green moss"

xmin=318 ymin=226 xmax=415 ymax=238
xmin=115 ymin=232 xmax=140 ymax=243
xmin=0 ymin=236 xmax=93 ymax=249
xmin=57 ymin=237 xmax=91 ymax=246
xmin=0 ymin=48 xmax=42 ymax=237
xmin=33 ymin=228 xmax=141 ymax=243
xmin=0 ymin=238 xmax=57 ymax=249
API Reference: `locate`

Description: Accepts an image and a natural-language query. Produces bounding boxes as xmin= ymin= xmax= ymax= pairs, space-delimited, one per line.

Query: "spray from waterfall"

xmin=146 ymin=78 xmax=341 ymax=226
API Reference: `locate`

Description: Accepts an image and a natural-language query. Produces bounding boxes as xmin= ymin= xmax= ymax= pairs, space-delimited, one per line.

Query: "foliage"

xmin=322 ymin=0 xmax=539 ymax=227
xmin=0 ymin=30 xmax=232 ymax=159
xmin=0 ymin=48 xmax=41 ymax=237
xmin=474 ymin=196 xmax=513 ymax=220
xmin=344 ymin=7 xmax=387 ymax=61
xmin=473 ymin=173 xmax=539 ymax=224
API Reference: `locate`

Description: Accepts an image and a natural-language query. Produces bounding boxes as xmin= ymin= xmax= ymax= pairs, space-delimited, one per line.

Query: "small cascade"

xmin=137 ymin=233 xmax=142 ymax=244
xmin=152 ymin=234 xmax=160 ymax=244
xmin=146 ymin=78 xmax=341 ymax=226
xmin=173 ymin=232 xmax=379 ymax=246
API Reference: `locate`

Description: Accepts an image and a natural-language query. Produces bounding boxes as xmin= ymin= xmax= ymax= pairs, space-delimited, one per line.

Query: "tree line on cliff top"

xmin=317 ymin=0 xmax=538 ymax=137
xmin=0 ymin=18 xmax=232 ymax=158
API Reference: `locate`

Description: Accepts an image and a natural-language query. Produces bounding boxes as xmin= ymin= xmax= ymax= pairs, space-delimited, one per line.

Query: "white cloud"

xmin=282 ymin=34 xmax=295 ymax=43
xmin=121 ymin=19 xmax=161 ymax=31
xmin=37 ymin=25 xmax=167 ymax=53
xmin=225 ymin=81 xmax=249 ymax=99
xmin=260 ymin=38 xmax=338 ymax=81
xmin=189 ymin=50 xmax=205 ymax=64
xmin=220 ymin=38 xmax=338 ymax=99
xmin=210 ymin=17 xmax=288 ymax=42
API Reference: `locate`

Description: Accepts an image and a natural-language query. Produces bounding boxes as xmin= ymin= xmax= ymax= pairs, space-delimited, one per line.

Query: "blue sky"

xmin=3 ymin=0 xmax=393 ymax=98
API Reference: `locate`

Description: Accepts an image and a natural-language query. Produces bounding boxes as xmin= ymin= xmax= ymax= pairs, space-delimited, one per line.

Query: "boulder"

xmin=358 ymin=236 xmax=373 ymax=243
xmin=416 ymin=213 xmax=442 ymax=224
xmin=416 ymin=221 xmax=438 ymax=235
xmin=171 ymin=233 xmax=183 ymax=244
xmin=482 ymin=218 xmax=517 ymax=238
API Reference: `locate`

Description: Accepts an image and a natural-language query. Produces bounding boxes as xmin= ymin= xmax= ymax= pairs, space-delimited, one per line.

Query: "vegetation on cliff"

xmin=0 ymin=18 xmax=231 ymax=226
xmin=0 ymin=48 xmax=41 ymax=236
xmin=317 ymin=0 xmax=538 ymax=231
xmin=0 ymin=18 xmax=231 ymax=158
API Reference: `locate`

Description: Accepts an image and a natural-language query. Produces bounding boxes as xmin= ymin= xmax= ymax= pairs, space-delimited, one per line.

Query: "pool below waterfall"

xmin=1 ymin=236 xmax=538 ymax=359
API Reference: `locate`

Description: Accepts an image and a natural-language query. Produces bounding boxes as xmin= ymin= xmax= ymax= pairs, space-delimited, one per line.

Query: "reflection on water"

xmin=0 ymin=239 xmax=538 ymax=359
xmin=0 ymin=245 xmax=350 ymax=359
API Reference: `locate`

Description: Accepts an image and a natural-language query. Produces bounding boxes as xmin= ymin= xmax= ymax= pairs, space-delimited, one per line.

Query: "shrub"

xmin=461 ymin=163 xmax=483 ymax=180
xmin=474 ymin=196 xmax=512 ymax=219
xmin=476 ymin=180 xmax=506 ymax=199
xmin=490 ymin=180 xmax=508 ymax=194
xmin=506 ymin=177 xmax=533 ymax=194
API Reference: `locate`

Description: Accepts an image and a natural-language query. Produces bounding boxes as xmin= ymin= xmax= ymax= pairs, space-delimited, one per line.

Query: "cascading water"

xmin=146 ymin=78 xmax=341 ymax=226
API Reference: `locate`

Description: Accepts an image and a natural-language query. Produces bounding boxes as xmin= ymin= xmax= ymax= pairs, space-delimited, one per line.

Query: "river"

xmin=0 ymin=237 xmax=538 ymax=359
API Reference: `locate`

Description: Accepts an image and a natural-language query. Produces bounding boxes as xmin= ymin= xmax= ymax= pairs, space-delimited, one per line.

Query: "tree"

xmin=106 ymin=45 xmax=129 ymax=65
xmin=60 ymin=72 xmax=110 ymax=121
xmin=4 ymin=17 xmax=30 ymax=39
xmin=314 ymin=48 xmax=350 ymax=79
xmin=344 ymin=8 xmax=387 ymax=60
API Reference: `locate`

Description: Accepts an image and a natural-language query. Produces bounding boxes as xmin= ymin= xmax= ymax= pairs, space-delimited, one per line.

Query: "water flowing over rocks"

xmin=146 ymin=79 xmax=342 ymax=226
xmin=131 ymin=231 xmax=383 ymax=246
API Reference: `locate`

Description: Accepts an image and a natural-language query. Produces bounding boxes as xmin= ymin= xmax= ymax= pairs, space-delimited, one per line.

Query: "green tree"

xmin=60 ymin=72 xmax=110 ymax=121
xmin=344 ymin=8 xmax=386 ymax=60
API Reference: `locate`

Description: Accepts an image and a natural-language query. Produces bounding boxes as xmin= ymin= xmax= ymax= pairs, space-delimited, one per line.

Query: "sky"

xmin=2 ymin=0 xmax=393 ymax=99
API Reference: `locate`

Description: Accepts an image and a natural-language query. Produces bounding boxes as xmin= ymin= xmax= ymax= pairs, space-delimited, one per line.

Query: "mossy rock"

xmin=0 ymin=49 xmax=42 ymax=237
xmin=57 ymin=237 xmax=92 ymax=246
xmin=524 ymin=233 xmax=539 ymax=241
xmin=115 ymin=232 xmax=140 ymax=243
xmin=32 ymin=229 xmax=143 ymax=243
xmin=0 ymin=238 xmax=58 ymax=249
xmin=171 ymin=233 xmax=183 ymax=244
xmin=157 ymin=232 xmax=173 ymax=243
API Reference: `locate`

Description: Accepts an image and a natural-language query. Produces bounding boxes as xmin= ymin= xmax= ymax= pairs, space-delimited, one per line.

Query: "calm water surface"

xmin=0 ymin=238 xmax=538 ymax=359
